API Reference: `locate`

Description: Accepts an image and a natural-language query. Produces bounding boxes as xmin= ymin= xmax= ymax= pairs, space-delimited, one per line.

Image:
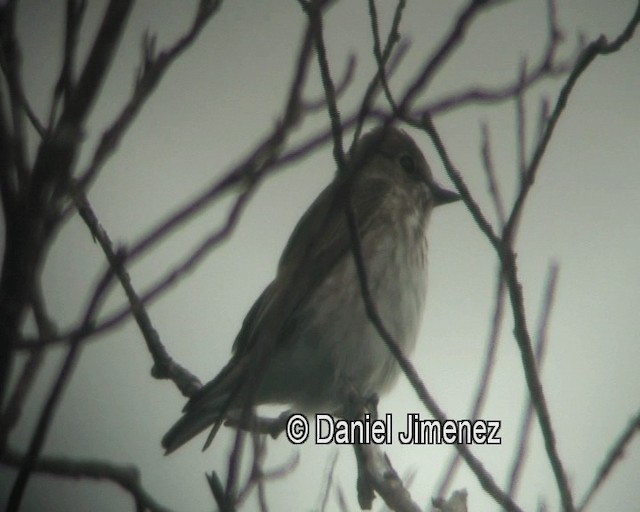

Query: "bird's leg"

xmin=364 ymin=392 xmax=379 ymax=421
xmin=337 ymin=379 xmax=377 ymax=419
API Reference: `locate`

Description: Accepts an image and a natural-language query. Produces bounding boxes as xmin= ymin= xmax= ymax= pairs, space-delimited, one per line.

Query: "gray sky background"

xmin=1 ymin=0 xmax=639 ymax=511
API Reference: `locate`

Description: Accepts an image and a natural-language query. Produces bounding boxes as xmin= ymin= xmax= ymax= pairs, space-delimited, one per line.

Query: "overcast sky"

xmin=2 ymin=1 xmax=639 ymax=511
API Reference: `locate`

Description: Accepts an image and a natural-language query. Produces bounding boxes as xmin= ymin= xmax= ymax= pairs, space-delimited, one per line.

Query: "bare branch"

xmin=0 ymin=352 xmax=44 ymax=445
xmin=52 ymin=0 xmax=87 ymax=113
xmin=6 ymin=261 xmax=117 ymax=510
xmin=0 ymin=281 xmax=52 ymax=444
xmin=515 ymin=59 xmax=527 ymax=180
xmin=76 ymin=0 xmax=222 ymax=192
xmin=499 ymin=247 xmax=573 ymax=511
xmin=435 ymin=273 xmax=505 ymax=500
xmin=304 ymin=2 xmax=521 ymax=509
xmin=354 ymin=442 xmax=421 ymax=512
xmin=236 ymin=434 xmax=299 ymax=508
xmin=54 ymin=0 xmax=134 ymax=130
xmin=424 ymin=9 xmax=640 ymax=509
xmin=73 ymin=190 xmax=202 ymax=397
xmin=480 ymin=123 xmax=506 ymax=226
xmin=206 ymin=470 xmax=230 ymax=510
xmin=365 ymin=0 xmax=405 ymax=119
xmin=578 ymin=409 xmax=640 ymax=511
xmin=503 ymin=1 xmax=640 ymax=244
xmin=318 ymin=450 xmax=339 ymax=512
xmin=397 ymin=0 xmax=503 ymax=117
xmin=432 ymin=490 xmax=468 ymax=512
xmin=121 ymin=11 xmax=314 ymax=265
xmin=302 ymin=54 xmax=356 ymax=112
xmin=29 ymin=0 xmax=134 ymax=211
xmin=421 ymin=117 xmax=501 ymax=250
xmin=495 ymin=10 xmax=640 ymax=509
xmin=0 ymin=0 xmax=36 ymax=183
xmin=506 ymin=264 xmax=559 ymax=499
xmin=415 ymin=0 xmax=573 ymax=118
xmin=13 ymin=9 xmax=316 ymax=364
xmin=351 ymin=0 xmax=409 ymax=146
xmin=1 ymin=447 xmax=173 ymax=512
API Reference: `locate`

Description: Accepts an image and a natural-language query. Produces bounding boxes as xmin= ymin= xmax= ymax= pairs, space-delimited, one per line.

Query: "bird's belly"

xmin=263 ymin=230 xmax=428 ymax=411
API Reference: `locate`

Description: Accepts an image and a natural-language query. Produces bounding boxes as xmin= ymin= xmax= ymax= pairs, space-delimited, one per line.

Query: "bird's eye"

xmin=399 ymin=153 xmax=416 ymax=175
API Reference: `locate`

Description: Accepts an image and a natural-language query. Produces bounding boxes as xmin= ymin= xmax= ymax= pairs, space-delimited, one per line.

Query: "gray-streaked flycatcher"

xmin=162 ymin=126 xmax=460 ymax=453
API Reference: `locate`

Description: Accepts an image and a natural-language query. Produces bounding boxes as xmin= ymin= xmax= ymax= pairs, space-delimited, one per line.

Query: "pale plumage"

xmin=162 ymin=126 xmax=459 ymax=453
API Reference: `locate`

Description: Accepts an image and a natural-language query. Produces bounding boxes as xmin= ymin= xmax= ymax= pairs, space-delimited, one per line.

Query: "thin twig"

xmin=74 ymin=190 xmax=202 ymax=397
xmin=52 ymin=0 xmax=87 ymax=113
xmin=0 ymin=281 xmax=53 ymax=443
xmin=495 ymin=9 xmax=640 ymax=510
xmin=577 ymin=409 xmax=640 ymax=511
xmin=302 ymin=54 xmax=356 ymax=111
xmin=17 ymin=24 xmax=325 ymax=352
xmin=0 ymin=352 xmax=44 ymax=445
xmin=235 ymin=435 xmax=299 ymax=508
xmin=366 ymin=0 xmax=405 ymax=116
xmin=76 ymin=0 xmax=222 ymax=192
xmin=503 ymin=1 xmax=640 ymax=244
xmin=435 ymin=274 xmax=505 ymax=500
xmin=499 ymin=247 xmax=573 ymax=510
xmin=0 ymin=0 xmax=33 ymax=181
xmin=397 ymin=0 xmax=501 ymax=116
xmin=352 ymin=0 xmax=408 ymax=146
xmin=416 ymin=0 xmax=572 ymax=119
xmin=1 ymin=447 xmax=172 ymax=512
xmin=6 ymin=261 xmax=116 ymax=510
xmin=506 ymin=264 xmax=559 ymax=500
xmin=319 ymin=450 xmax=339 ymax=512
xmin=29 ymin=0 xmax=134 ymax=213
xmin=425 ymin=109 xmax=561 ymax=511
xmin=422 ymin=117 xmax=501 ymax=250
xmin=219 ymin=14 xmax=319 ymax=504
xmin=306 ymin=2 xmax=521 ymax=510
xmin=515 ymin=59 xmax=527 ymax=181
xmin=480 ymin=123 xmax=506 ymax=226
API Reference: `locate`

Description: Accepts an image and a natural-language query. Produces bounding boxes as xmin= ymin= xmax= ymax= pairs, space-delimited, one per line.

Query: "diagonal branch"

xmin=422 ymin=118 xmax=501 ymax=250
xmin=0 ymin=0 xmax=35 ymax=182
xmin=577 ymin=409 xmax=640 ymax=511
xmin=1 ymin=447 xmax=173 ymax=512
xmin=396 ymin=0 xmax=502 ymax=116
xmin=304 ymin=2 xmax=522 ymax=510
xmin=73 ymin=189 xmax=202 ymax=397
xmin=503 ymin=1 xmax=640 ymax=244
xmin=51 ymin=0 xmax=88 ymax=117
xmin=506 ymin=264 xmax=558 ymax=499
xmin=416 ymin=0 xmax=574 ymax=118
xmin=29 ymin=0 xmax=134 ymax=206
xmin=55 ymin=0 xmax=134 ymax=130
xmin=6 ymin=260 xmax=116 ymax=510
xmin=364 ymin=0 xmax=405 ymax=123
xmin=499 ymin=246 xmax=573 ymax=511
xmin=435 ymin=272 xmax=505 ymax=500
xmin=76 ymin=0 xmax=223 ymax=192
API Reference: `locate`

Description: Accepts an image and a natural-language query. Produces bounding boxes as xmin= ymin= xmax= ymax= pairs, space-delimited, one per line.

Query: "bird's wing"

xmin=238 ymin=170 xmax=394 ymax=354
xmin=185 ymin=169 xmax=394 ymax=410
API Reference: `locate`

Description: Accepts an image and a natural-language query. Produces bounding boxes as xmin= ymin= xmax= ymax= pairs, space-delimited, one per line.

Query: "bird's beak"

xmin=431 ymin=183 xmax=461 ymax=206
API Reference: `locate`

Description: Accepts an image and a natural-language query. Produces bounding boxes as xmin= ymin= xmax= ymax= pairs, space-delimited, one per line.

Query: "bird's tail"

xmin=162 ymin=387 xmax=233 ymax=454
xmin=162 ymin=409 xmax=219 ymax=454
xmin=162 ymin=357 xmax=253 ymax=453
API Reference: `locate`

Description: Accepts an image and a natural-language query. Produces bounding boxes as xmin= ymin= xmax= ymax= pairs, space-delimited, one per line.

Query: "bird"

xmin=162 ymin=126 xmax=460 ymax=453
